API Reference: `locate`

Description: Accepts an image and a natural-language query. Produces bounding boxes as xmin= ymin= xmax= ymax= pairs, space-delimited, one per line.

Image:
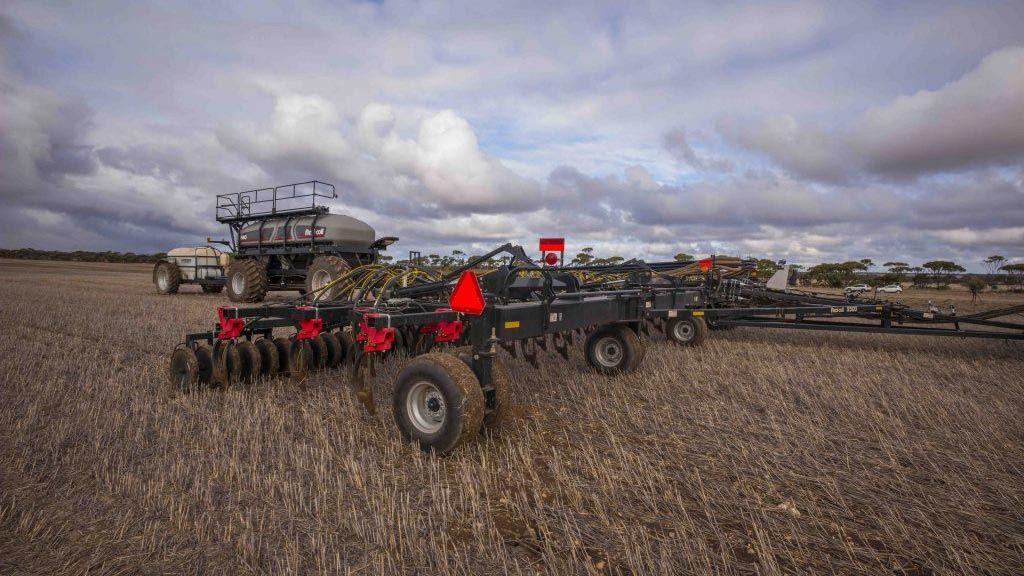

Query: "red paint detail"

xmin=539 ymin=237 xmax=565 ymax=252
xmin=698 ymin=258 xmax=714 ymax=273
xmin=420 ymin=319 xmax=463 ymax=343
xmin=356 ymin=315 xmax=395 ymax=352
xmin=449 ymin=271 xmax=486 ymax=315
xmin=543 ymin=252 xmax=559 ymax=266
xmin=296 ymin=318 xmax=323 ymax=340
xmin=216 ymin=307 xmax=245 ymax=340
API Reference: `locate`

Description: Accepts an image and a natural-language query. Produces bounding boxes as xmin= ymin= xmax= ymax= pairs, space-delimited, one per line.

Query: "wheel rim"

xmin=594 ymin=336 xmax=623 ymax=368
xmin=157 ymin=268 xmax=168 ymax=290
xmin=673 ymin=320 xmax=694 ymax=342
xmin=310 ymin=269 xmax=332 ymax=299
xmin=407 ymin=380 xmax=446 ymax=434
xmin=231 ymin=272 xmax=246 ymax=294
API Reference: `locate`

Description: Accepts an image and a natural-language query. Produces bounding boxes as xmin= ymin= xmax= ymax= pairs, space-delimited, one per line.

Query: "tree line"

xmin=0 ymin=248 xmax=165 ymax=263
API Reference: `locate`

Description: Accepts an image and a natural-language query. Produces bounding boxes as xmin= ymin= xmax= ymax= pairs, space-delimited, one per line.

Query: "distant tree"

xmin=378 ymin=254 xmax=393 ymax=263
xmin=922 ymin=260 xmax=966 ymax=289
xmin=756 ymin=259 xmax=781 ymax=279
xmin=571 ymin=247 xmax=595 ymax=266
xmin=983 ymin=255 xmax=1006 ymax=277
xmin=962 ymin=276 xmax=988 ymax=303
xmin=883 ymin=261 xmax=910 ymax=283
xmin=803 ymin=261 xmax=867 ymax=288
xmin=451 ymin=249 xmax=465 ymax=265
xmin=674 ymin=252 xmax=694 ymax=262
xmin=859 ymin=258 xmax=874 ymax=270
xmin=1003 ymin=263 xmax=1024 ymax=291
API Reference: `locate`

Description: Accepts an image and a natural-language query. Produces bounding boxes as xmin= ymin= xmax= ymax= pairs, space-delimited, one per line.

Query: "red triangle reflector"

xmin=698 ymin=258 xmax=713 ymax=273
xmin=449 ymin=270 xmax=485 ymax=315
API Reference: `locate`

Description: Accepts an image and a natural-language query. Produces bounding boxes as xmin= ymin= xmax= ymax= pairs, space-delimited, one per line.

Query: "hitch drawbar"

xmin=170 ymin=245 xmax=1024 ymax=455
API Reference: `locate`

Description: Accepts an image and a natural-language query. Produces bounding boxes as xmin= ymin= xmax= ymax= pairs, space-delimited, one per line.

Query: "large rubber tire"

xmin=202 ymin=284 xmax=224 ymax=294
xmin=154 ymin=261 xmax=181 ymax=294
xmin=584 ymin=324 xmax=644 ymax=375
xmin=226 ymin=258 xmax=268 ymax=303
xmin=235 ymin=340 xmax=262 ymax=384
xmin=169 ymin=347 xmax=199 ymax=393
xmin=455 ymin=348 xmax=511 ymax=432
xmin=392 ymin=352 xmax=485 ymax=454
xmin=305 ymin=255 xmax=352 ymax=301
xmin=665 ymin=316 xmax=708 ymax=347
xmin=254 ymin=338 xmax=280 ymax=378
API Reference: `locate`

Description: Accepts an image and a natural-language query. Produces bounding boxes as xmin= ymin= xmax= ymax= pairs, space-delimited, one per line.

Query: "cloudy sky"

xmin=2 ymin=1 xmax=1023 ymax=270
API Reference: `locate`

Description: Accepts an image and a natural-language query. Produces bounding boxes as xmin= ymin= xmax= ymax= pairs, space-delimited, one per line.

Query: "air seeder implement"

xmin=169 ymin=243 xmax=1024 ymax=455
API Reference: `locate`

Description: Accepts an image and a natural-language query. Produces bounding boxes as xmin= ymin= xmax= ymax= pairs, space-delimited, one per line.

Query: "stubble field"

xmin=1 ymin=258 xmax=1022 ymax=575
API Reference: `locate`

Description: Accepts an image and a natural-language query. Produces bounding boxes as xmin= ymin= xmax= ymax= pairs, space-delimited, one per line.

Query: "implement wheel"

xmin=195 ymin=344 xmax=214 ymax=385
xmin=273 ymin=337 xmax=293 ymax=374
xmin=290 ymin=339 xmax=313 ymax=385
xmin=310 ymin=335 xmax=328 ymax=369
xmin=235 ymin=340 xmax=262 ymax=383
xmin=665 ymin=316 xmax=708 ymax=346
xmin=153 ymin=261 xmax=181 ymax=295
xmin=169 ymin=347 xmax=198 ymax=392
xmin=211 ymin=341 xmax=241 ymax=387
xmin=393 ymin=352 xmax=485 ymax=454
xmin=455 ymin=348 xmax=512 ymax=432
xmin=321 ymin=332 xmax=343 ymax=368
xmin=584 ymin=324 xmax=644 ymax=375
xmin=306 ymin=255 xmax=351 ymax=301
xmin=226 ymin=258 xmax=268 ymax=303
xmin=254 ymin=338 xmax=279 ymax=378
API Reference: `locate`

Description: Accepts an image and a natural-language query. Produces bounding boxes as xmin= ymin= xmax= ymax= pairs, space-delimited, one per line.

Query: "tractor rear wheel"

xmin=154 ymin=261 xmax=181 ymax=294
xmin=665 ymin=316 xmax=707 ymax=346
xmin=393 ymin=352 xmax=485 ymax=454
xmin=226 ymin=258 xmax=268 ymax=303
xmin=584 ymin=324 xmax=644 ymax=375
xmin=306 ymin=255 xmax=351 ymax=301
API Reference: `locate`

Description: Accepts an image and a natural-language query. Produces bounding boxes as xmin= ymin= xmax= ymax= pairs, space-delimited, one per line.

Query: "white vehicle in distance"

xmin=876 ymin=284 xmax=903 ymax=293
xmin=844 ymin=283 xmax=871 ymax=294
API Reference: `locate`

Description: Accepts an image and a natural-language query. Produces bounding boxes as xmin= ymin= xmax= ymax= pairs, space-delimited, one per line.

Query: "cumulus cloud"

xmin=721 ymin=46 xmax=1024 ymax=181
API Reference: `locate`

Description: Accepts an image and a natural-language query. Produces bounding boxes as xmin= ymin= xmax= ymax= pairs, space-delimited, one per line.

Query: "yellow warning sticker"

xmin=692 ymin=310 xmax=704 ymax=316
xmin=504 ymin=321 xmax=520 ymax=329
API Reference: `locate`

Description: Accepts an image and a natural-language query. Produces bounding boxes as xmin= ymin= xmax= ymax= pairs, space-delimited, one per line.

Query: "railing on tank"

xmin=216 ymin=181 xmax=337 ymax=223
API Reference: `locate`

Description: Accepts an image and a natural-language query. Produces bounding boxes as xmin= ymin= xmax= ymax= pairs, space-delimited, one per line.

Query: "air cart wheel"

xmin=226 ymin=258 xmax=268 ymax=303
xmin=665 ymin=316 xmax=708 ymax=346
xmin=195 ymin=344 xmax=214 ymax=385
xmin=290 ymin=339 xmax=313 ymax=385
xmin=202 ymin=284 xmax=224 ymax=294
xmin=153 ymin=261 xmax=181 ymax=294
xmin=235 ymin=340 xmax=262 ymax=384
xmin=306 ymin=256 xmax=351 ymax=301
xmin=393 ymin=352 xmax=485 ymax=454
xmin=584 ymin=324 xmax=644 ymax=375
xmin=321 ymin=332 xmax=343 ymax=368
xmin=273 ymin=337 xmax=293 ymax=374
xmin=211 ymin=340 xmax=241 ymax=387
xmin=254 ymin=338 xmax=280 ymax=378
xmin=169 ymin=347 xmax=199 ymax=392
xmin=310 ymin=335 xmax=328 ymax=369
xmin=455 ymin=348 xmax=512 ymax=432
